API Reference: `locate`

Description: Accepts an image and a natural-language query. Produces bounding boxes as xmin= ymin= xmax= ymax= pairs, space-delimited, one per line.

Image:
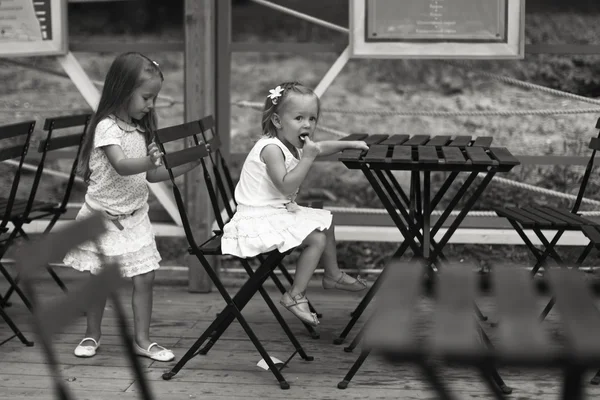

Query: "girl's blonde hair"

xmin=261 ymin=81 xmax=321 ymax=138
xmin=78 ymin=52 xmax=164 ymax=182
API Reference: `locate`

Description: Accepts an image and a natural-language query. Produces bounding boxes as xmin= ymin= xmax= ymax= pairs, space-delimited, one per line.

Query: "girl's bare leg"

xmin=82 ymin=271 xmax=106 ymax=344
xmin=131 ymin=270 xmax=155 ymax=351
xmin=288 ymin=230 xmax=327 ymax=297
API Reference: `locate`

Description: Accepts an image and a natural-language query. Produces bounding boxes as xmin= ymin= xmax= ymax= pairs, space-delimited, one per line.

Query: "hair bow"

xmin=267 ymin=85 xmax=284 ymax=105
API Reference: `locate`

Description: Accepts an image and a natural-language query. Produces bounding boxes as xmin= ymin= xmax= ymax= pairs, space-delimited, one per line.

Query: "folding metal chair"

xmin=154 ymin=120 xmax=313 ymax=389
xmin=197 ymin=115 xmax=321 ymax=339
xmin=2 ymin=114 xmax=91 ymax=305
xmin=0 ymin=120 xmax=37 ymax=346
xmin=494 ymin=116 xmax=600 ymax=321
xmin=14 ymin=213 xmax=155 ymax=400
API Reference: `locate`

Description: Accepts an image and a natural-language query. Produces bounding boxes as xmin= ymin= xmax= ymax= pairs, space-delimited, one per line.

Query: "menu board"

xmin=0 ymin=0 xmax=67 ymax=57
xmin=350 ymin=0 xmax=524 ymax=59
xmin=368 ymin=0 xmax=506 ymax=42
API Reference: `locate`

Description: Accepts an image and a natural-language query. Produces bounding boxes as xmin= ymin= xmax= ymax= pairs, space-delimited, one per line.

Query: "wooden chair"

xmin=196 ymin=115 xmax=321 ymax=340
xmin=1 ymin=114 xmax=91 ymax=306
xmin=0 ymin=120 xmax=37 ymax=346
xmin=494 ymin=116 xmax=600 ymax=321
xmin=154 ymin=120 xmax=313 ymax=389
xmin=14 ymin=213 xmax=155 ymax=400
xmin=364 ymin=261 xmax=600 ymax=400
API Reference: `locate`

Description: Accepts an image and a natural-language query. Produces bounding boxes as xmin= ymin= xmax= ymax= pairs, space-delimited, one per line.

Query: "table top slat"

xmin=364 ymin=134 xmax=390 ymax=145
xmin=441 ymin=146 xmax=466 ymax=164
xmin=471 ymin=136 xmax=494 ymax=147
xmin=465 ymin=146 xmax=495 ymax=165
xmin=448 ymin=136 xmax=472 ymax=147
xmin=339 ymin=133 xmax=369 ymax=141
xmin=493 ymin=267 xmax=550 ymax=360
xmin=581 ymin=225 xmax=600 ymax=245
xmin=425 ymin=136 xmax=452 ymax=146
xmin=547 ymin=268 xmax=600 ymax=358
xmin=391 ymin=146 xmax=413 ymax=163
xmin=417 ymin=146 xmax=439 ymax=164
xmin=380 ymin=134 xmax=410 ymax=145
xmin=364 ymin=260 xmax=424 ymax=355
xmin=403 ymin=135 xmax=431 ymax=146
xmin=488 ymin=147 xmax=520 ymax=166
xmin=338 ymin=149 xmax=364 ymax=162
xmin=364 ymin=144 xmax=389 ymax=162
xmin=431 ymin=263 xmax=480 ymax=358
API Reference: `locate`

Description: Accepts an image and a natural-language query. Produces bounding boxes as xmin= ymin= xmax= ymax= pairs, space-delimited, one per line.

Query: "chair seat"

xmin=188 ymin=234 xmax=222 ymax=256
xmin=0 ymin=197 xmax=58 ymax=221
xmin=494 ymin=205 xmax=599 ymax=230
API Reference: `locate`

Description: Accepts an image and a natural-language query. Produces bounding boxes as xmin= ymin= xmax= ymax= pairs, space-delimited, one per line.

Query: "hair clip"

xmin=151 ymin=60 xmax=160 ymax=67
xmin=267 ymin=85 xmax=284 ymax=105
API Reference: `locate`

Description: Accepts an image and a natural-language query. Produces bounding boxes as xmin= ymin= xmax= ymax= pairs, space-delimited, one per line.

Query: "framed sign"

xmin=350 ymin=0 xmax=525 ymax=59
xmin=0 ymin=0 xmax=68 ymax=57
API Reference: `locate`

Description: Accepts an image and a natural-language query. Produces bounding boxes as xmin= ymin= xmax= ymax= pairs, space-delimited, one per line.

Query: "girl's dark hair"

xmin=78 ymin=52 xmax=164 ymax=182
xmin=261 ymin=81 xmax=321 ymax=138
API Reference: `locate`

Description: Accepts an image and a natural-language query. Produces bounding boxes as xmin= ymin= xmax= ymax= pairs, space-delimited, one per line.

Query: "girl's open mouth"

xmin=299 ymin=133 xmax=309 ymax=142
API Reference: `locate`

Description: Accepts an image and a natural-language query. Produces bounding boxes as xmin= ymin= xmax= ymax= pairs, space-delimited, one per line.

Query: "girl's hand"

xmin=148 ymin=142 xmax=163 ymax=166
xmin=354 ymin=141 xmax=369 ymax=151
xmin=301 ymin=136 xmax=321 ymax=159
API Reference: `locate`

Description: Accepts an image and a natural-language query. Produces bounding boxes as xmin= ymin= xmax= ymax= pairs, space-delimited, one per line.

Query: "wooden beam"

xmin=216 ymin=0 xmax=231 ymax=165
xmin=184 ymin=0 xmax=216 ymax=293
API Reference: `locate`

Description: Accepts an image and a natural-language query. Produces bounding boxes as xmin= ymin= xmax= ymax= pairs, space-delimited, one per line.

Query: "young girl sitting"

xmin=63 ymin=52 xmax=200 ymax=361
xmin=221 ymin=81 xmax=369 ymax=327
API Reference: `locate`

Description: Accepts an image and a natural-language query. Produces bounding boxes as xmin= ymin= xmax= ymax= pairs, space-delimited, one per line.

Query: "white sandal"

xmin=134 ymin=342 xmax=175 ymax=362
xmin=280 ymin=292 xmax=319 ymax=327
xmin=74 ymin=337 xmax=100 ymax=358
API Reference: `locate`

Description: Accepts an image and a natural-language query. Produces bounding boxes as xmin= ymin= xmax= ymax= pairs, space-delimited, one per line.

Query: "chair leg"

xmin=0 ymin=263 xmax=33 ymax=310
xmin=334 ymin=263 xmax=388 ymax=345
xmin=200 ymin=258 xmax=314 ymax=359
xmin=337 ymin=348 xmax=371 ymax=389
xmin=0 ymin=305 xmax=33 ymax=346
xmin=165 ymin=251 xmax=304 ymax=389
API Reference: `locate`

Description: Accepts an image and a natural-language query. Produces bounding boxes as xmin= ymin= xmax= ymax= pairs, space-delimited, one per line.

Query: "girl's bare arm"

xmin=316 ymin=140 xmax=368 ymax=158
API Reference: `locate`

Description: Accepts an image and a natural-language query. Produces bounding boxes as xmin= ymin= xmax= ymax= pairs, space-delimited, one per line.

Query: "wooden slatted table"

xmin=363 ymin=261 xmax=600 ymax=400
xmin=335 ymin=134 xmax=520 ymax=391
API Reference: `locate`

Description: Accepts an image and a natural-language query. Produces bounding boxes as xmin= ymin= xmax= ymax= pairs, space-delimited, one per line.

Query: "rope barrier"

xmin=233 ymin=100 xmax=600 ymax=118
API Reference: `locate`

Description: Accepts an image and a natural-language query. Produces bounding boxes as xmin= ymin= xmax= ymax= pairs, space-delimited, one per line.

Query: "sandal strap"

xmin=147 ymin=342 xmax=172 ymax=353
xmin=78 ymin=337 xmax=99 ymax=346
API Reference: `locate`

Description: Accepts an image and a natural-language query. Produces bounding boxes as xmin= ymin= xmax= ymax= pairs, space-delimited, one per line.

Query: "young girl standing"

xmin=63 ymin=52 xmax=199 ymax=361
xmin=221 ymin=81 xmax=369 ymax=327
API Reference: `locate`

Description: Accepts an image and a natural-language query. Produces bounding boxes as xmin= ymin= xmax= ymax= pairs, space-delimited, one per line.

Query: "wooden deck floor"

xmin=2 ymin=270 xmax=600 ymax=400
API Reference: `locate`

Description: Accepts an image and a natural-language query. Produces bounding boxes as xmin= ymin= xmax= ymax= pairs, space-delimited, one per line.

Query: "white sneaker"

xmin=74 ymin=337 xmax=100 ymax=358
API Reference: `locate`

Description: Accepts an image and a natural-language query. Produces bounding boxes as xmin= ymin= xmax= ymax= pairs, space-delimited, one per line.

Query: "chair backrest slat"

xmin=572 ymin=117 xmax=600 ymax=213
xmin=38 ymin=133 xmax=83 ymax=152
xmin=0 ymin=145 xmax=28 ymax=162
xmin=155 ymin=121 xmax=201 ymax=143
xmin=430 ymin=263 xmax=479 ymax=358
xmin=547 ymin=268 xmax=600 ymax=358
xmin=493 ymin=267 xmax=549 ymax=361
xmin=163 ymin=146 xmax=208 ymax=169
xmin=0 ymin=120 xmax=36 ymax=140
xmin=154 ymin=121 xmax=211 ymax=250
xmin=364 ymin=260 xmax=423 ymax=354
xmin=0 ymin=120 xmax=35 ymax=228
xmin=43 ymin=114 xmax=90 ymax=130
xmin=24 ymin=115 xmax=90 ymax=218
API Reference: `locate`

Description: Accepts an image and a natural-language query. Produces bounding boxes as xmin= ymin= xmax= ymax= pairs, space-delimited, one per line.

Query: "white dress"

xmin=62 ymin=116 xmax=161 ymax=278
xmin=221 ymin=137 xmax=332 ymax=258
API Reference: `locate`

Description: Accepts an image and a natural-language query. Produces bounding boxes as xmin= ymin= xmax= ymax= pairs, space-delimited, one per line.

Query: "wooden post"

xmin=184 ymin=0 xmax=216 ymax=292
xmin=216 ymin=0 xmax=232 ymax=165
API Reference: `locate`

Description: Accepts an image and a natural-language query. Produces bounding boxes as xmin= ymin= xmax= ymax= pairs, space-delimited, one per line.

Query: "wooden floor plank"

xmin=2 ymin=275 xmax=600 ymax=399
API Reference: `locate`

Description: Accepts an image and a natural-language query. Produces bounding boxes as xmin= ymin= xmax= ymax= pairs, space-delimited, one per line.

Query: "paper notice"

xmin=0 ymin=0 xmax=43 ymax=42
